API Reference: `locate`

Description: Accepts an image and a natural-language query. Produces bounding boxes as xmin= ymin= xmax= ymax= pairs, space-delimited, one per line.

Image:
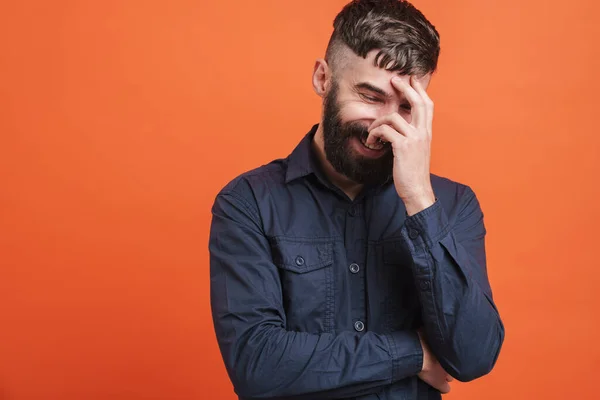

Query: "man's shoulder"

xmin=430 ymin=173 xmax=478 ymax=203
xmin=430 ymin=173 xmax=482 ymax=216
xmin=215 ymin=158 xmax=288 ymax=202
xmin=431 ymin=173 xmax=469 ymax=192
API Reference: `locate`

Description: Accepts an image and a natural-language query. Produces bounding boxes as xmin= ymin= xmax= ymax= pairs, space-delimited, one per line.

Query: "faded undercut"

xmin=325 ymin=0 xmax=440 ymax=77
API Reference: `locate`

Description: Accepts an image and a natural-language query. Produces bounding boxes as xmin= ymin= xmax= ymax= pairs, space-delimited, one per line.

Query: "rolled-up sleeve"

xmin=210 ymin=187 xmax=424 ymax=399
xmin=400 ymin=186 xmax=504 ymax=382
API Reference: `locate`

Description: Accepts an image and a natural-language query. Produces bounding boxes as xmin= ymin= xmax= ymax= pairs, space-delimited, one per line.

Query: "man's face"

xmin=321 ymin=50 xmax=432 ymax=186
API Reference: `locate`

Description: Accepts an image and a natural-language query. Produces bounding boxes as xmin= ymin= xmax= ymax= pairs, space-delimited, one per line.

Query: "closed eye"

xmin=360 ymin=93 xmax=383 ymax=103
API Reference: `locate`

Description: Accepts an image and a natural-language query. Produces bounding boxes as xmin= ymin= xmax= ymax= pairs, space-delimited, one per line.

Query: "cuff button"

xmin=408 ymin=228 xmax=420 ymax=240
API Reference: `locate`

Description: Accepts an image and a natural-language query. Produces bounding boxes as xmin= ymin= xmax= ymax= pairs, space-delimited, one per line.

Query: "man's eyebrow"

xmin=354 ymin=82 xmax=392 ymax=98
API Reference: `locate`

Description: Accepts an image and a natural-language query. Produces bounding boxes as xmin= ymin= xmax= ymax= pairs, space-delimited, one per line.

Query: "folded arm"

xmin=401 ymin=186 xmax=504 ymax=382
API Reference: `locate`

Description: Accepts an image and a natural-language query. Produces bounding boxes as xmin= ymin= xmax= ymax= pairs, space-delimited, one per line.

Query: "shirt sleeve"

xmin=209 ymin=188 xmax=424 ymax=400
xmin=401 ymin=185 xmax=505 ymax=382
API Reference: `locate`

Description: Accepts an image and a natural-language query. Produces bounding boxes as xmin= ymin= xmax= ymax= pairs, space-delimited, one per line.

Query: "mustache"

xmin=343 ymin=122 xmax=369 ymax=140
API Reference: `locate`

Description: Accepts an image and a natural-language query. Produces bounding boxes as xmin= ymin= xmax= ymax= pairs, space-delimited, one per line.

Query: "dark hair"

xmin=325 ymin=0 xmax=440 ymax=76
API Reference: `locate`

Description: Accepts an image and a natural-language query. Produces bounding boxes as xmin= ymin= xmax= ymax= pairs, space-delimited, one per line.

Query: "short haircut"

xmin=325 ymin=0 xmax=440 ymax=77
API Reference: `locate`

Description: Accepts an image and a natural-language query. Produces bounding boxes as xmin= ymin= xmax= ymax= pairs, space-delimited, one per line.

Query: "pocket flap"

xmin=271 ymin=239 xmax=333 ymax=273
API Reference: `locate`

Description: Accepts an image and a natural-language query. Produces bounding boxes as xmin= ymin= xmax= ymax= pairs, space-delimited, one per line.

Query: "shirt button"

xmin=409 ymin=228 xmax=420 ymax=240
xmin=420 ymin=280 xmax=431 ymax=291
xmin=349 ymin=263 xmax=360 ymax=274
xmin=295 ymin=256 xmax=305 ymax=266
xmin=348 ymin=206 xmax=357 ymax=216
xmin=354 ymin=320 xmax=365 ymax=332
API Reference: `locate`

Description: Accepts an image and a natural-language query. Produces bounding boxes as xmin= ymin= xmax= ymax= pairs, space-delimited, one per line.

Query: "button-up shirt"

xmin=209 ymin=124 xmax=504 ymax=400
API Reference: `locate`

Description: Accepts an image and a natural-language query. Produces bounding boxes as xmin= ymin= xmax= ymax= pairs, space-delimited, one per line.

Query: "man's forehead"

xmin=340 ymin=49 xmax=387 ymax=76
xmin=337 ymin=49 xmax=430 ymax=90
xmin=340 ymin=50 xmax=431 ymax=97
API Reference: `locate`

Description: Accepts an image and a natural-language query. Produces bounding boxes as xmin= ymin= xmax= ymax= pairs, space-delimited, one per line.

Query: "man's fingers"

xmin=365 ymin=123 xmax=404 ymax=147
xmin=410 ymin=75 xmax=434 ymax=135
xmin=391 ymin=76 xmax=427 ymax=130
xmin=438 ymin=382 xmax=451 ymax=394
xmin=368 ymin=113 xmax=413 ymax=139
xmin=446 ymin=375 xmax=454 ymax=382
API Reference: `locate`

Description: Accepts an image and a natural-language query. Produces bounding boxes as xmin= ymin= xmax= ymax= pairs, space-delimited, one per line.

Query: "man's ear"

xmin=312 ymin=58 xmax=331 ymax=98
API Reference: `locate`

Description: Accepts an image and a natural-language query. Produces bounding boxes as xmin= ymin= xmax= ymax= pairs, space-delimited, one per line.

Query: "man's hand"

xmin=418 ymin=330 xmax=454 ymax=393
xmin=365 ymin=75 xmax=435 ymax=216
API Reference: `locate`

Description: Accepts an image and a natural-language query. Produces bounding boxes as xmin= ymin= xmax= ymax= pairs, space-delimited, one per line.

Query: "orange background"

xmin=1 ymin=1 xmax=599 ymax=399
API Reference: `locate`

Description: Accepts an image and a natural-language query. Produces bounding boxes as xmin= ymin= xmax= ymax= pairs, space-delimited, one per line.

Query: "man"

xmin=209 ymin=0 xmax=504 ymax=399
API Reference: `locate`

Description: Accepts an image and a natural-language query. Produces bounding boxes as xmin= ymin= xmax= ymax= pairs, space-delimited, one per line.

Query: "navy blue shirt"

xmin=209 ymin=125 xmax=504 ymax=400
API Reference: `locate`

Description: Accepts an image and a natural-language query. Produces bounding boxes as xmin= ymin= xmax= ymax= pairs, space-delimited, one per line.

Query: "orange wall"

xmin=1 ymin=1 xmax=598 ymax=399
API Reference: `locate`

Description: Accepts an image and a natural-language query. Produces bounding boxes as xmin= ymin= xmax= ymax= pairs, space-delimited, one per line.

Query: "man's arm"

xmin=402 ymin=185 xmax=505 ymax=382
xmin=364 ymin=75 xmax=504 ymax=383
xmin=209 ymin=188 xmax=424 ymax=399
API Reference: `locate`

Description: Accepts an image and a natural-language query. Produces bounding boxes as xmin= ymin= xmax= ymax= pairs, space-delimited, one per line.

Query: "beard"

xmin=321 ymin=81 xmax=394 ymax=186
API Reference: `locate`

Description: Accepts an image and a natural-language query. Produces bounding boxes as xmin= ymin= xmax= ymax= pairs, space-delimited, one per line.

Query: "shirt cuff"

xmin=383 ymin=330 xmax=423 ymax=382
xmin=401 ymin=199 xmax=450 ymax=252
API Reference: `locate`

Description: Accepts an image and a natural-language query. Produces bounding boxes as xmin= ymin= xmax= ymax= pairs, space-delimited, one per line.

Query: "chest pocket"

xmin=382 ymin=240 xmax=421 ymax=330
xmin=270 ymin=238 xmax=335 ymax=334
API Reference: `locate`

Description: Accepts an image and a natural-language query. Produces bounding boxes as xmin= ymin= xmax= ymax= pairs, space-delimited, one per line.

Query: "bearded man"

xmin=209 ymin=1 xmax=504 ymax=399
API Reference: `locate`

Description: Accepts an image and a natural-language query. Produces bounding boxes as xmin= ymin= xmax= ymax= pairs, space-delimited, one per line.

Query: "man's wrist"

xmin=403 ymin=190 xmax=436 ymax=216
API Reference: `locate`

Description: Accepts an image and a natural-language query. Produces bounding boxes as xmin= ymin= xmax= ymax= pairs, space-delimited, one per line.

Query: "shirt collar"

xmin=285 ymin=124 xmax=321 ymax=184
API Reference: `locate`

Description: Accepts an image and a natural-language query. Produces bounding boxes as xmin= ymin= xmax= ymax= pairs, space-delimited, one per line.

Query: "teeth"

xmin=363 ymin=140 xmax=384 ymax=150
xmin=360 ymin=135 xmax=388 ymax=151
